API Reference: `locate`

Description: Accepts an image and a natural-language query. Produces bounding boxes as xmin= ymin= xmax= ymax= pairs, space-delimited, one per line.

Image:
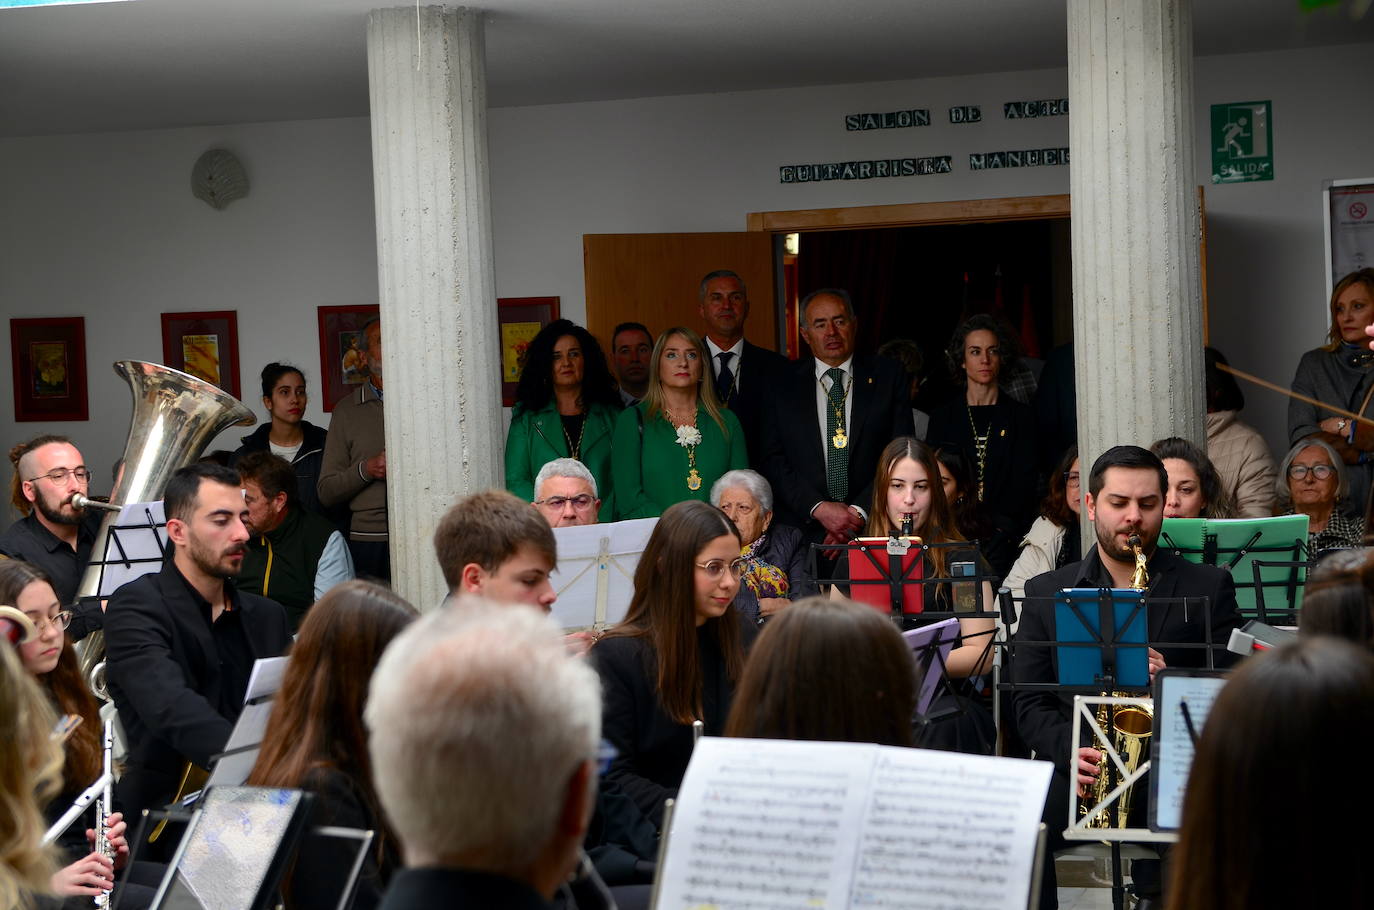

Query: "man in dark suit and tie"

xmin=760 ymin=288 xmax=914 ymax=549
xmin=1013 ymin=445 xmax=1240 ymax=909
xmin=698 ymin=270 xmax=789 ymax=469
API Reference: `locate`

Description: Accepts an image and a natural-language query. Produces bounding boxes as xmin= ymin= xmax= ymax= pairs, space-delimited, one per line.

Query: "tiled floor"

xmin=1054 ymin=856 xmax=1132 ymax=910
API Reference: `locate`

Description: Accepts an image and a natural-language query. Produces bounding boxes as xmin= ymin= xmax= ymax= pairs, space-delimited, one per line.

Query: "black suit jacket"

xmin=1012 ymin=547 xmax=1240 ymax=767
xmin=760 ymin=353 xmax=915 ymax=537
xmin=105 ymin=559 xmax=292 ymax=818
xmin=714 ymin=339 xmax=789 ymax=469
xmin=378 ymin=868 xmax=551 ymax=910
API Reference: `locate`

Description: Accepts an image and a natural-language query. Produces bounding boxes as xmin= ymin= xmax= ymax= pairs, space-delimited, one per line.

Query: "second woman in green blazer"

xmin=613 ymin=326 xmax=747 ymax=519
xmin=505 ymin=319 xmax=621 ymax=515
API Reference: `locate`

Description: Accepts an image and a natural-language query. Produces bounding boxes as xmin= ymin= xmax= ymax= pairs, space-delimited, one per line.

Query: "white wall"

xmin=0 ymin=43 xmax=1370 ymax=511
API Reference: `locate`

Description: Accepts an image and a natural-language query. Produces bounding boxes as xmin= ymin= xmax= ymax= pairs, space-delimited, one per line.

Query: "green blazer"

xmin=505 ymin=400 xmax=618 ymax=514
xmin=611 ymin=402 xmax=748 ymax=519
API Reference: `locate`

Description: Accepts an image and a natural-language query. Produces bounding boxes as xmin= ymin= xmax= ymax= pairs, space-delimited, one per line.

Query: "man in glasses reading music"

xmin=532 ymin=458 xmax=603 ymax=528
xmin=0 ymin=435 xmax=104 ymax=639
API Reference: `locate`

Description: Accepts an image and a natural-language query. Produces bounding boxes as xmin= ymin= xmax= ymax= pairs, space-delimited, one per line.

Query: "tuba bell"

xmin=76 ymin=362 xmax=255 ymax=699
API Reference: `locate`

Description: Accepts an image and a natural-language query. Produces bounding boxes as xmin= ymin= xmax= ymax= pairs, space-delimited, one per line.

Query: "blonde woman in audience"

xmin=0 ymin=636 xmax=63 ymax=910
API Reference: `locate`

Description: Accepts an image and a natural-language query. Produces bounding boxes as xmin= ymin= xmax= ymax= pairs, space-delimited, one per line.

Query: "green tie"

xmin=825 ymin=367 xmax=848 ymax=501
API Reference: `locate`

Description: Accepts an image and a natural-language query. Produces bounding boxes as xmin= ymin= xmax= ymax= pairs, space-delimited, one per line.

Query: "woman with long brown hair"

xmin=247 ymin=580 xmax=418 ymax=910
xmin=591 ymin=500 xmax=752 ymax=827
xmin=8 ymin=559 xmax=139 ymax=903
xmin=725 ymin=596 xmax=916 ymax=746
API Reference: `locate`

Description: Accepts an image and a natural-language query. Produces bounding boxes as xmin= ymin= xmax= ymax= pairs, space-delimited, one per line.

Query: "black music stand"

xmin=81 ymin=501 xmax=169 ymax=607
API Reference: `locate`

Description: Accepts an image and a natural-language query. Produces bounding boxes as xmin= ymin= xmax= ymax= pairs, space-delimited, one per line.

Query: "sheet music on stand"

xmin=1148 ymin=668 xmax=1228 ymax=833
xmin=87 ymin=500 xmax=169 ymax=597
xmin=548 ymin=518 xmax=657 ymax=631
xmin=205 ymin=656 xmax=289 ymax=789
xmin=653 ymin=737 xmax=1052 ymax=910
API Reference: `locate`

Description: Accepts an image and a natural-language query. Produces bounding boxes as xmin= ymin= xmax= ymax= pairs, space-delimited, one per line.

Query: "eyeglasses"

xmin=25 ymin=467 xmax=91 ymax=486
xmin=1064 ymin=472 xmax=1081 ymax=489
xmin=695 ymin=558 xmax=748 ymax=580
xmin=31 ymin=611 xmax=73 ymax=633
xmin=535 ymin=494 xmax=596 ymax=511
xmin=1288 ymin=464 xmax=1335 ymax=481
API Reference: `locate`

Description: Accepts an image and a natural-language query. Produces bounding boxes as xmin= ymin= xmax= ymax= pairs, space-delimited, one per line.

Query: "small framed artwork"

xmin=317 ymin=304 xmax=380 ymax=412
xmin=499 ymin=296 xmax=560 ymax=406
xmin=160 ymin=310 xmax=241 ymax=398
xmin=11 ymin=317 xmax=89 ymax=422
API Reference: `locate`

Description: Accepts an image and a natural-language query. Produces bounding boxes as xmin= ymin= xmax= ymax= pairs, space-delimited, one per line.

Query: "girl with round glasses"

xmin=1277 ymin=436 xmax=1364 ymax=555
xmin=591 ymin=500 xmax=754 ymax=829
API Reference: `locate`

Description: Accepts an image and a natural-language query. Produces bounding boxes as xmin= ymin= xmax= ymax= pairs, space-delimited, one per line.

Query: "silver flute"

xmin=93 ymin=719 xmax=114 ymax=907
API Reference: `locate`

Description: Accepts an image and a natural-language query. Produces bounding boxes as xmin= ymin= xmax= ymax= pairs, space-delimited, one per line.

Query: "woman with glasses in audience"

xmin=612 ymin=327 xmax=747 ymax=519
xmin=1276 ymin=436 xmax=1364 ymax=555
xmin=247 ymin=580 xmax=417 ymax=910
xmin=1150 ymin=436 xmax=1238 ymax=520
xmin=506 ymin=319 xmax=622 ymax=516
xmin=591 ymin=501 xmax=753 ymax=828
xmin=6 ymin=559 xmax=155 ymax=907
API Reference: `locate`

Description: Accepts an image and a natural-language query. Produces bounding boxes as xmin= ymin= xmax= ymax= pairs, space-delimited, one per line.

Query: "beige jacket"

xmin=1206 ymin=410 xmax=1277 ymax=519
xmin=317 ymin=383 xmax=388 ymax=540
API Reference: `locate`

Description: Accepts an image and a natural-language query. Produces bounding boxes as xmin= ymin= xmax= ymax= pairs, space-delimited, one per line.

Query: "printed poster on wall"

xmin=1328 ymin=181 xmax=1374 ymax=288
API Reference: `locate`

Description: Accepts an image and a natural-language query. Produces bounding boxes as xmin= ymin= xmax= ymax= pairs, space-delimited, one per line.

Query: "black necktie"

xmin=716 ymin=351 xmax=736 ymax=402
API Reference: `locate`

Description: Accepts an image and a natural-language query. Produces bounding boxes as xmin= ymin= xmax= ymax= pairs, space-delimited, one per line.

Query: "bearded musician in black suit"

xmin=759 ymin=288 xmax=914 ymax=551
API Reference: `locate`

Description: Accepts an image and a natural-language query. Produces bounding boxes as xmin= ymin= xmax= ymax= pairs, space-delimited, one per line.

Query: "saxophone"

xmin=1079 ymin=534 xmax=1154 ymax=829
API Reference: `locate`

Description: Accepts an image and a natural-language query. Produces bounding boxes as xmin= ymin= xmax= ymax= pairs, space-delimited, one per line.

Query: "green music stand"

xmin=1160 ymin=515 xmax=1310 ymax=621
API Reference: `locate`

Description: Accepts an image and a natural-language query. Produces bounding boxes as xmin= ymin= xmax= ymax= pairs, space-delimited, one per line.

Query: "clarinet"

xmin=93 ymin=719 xmax=114 ymax=908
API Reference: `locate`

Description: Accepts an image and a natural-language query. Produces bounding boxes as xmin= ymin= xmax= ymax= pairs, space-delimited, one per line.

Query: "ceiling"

xmin=0 ymin=0 xmax=1370 ymax=138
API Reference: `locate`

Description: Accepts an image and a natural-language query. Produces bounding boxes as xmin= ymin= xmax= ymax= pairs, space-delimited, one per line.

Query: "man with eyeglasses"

xmin=0 ymin=435 xmax=104 ymax=639
xmin=532 ymin=458 xmax=602 ymax=528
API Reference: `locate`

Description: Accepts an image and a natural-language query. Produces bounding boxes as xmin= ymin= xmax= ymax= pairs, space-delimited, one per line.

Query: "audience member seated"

xmin=232 ymin=363 xmax=339 ymax=525
xmin=1167 ymin=636 xmax=1374 ymax=909
xmin=591 ymin=501 xmax=753 ymax=828
xmin=505 ymin=320 xmax=621 ymax=516
xmin=0 ymin=435 xmax=103 ymax=639
xmin=1204 ymin=347 xmax=1277 ymax=518
xmin=1004 ymin=446 xmax=1081 ymax=605
xmin=1299 ymin=549 xmax=1374 ymax=647
xmin=1289 ymin=268 xmax=1374 ymax=514
xmin=927 ymin=314 xmax=1038 ymax=535
xmin=1276 ymin=436 xmax=1365 ymax=555
xmin=7 ymin=560 xmax=161 ymax=908
xmin=247 ymin=580 xmax=418 ymax=910
xmin=1150 ymin=436 xmax=1238 ymax=519
xmin=933 ymin=447 xmax=1016 ymax=583
xmin=611 ymin=327 xmax=747 ymax=519
xmin=0 ymin=639 xmax=63 ymax=910
xmin=433 ymin=490 xmax=557 ymax=612
xmin=724 ymin=596 xmax=915 ymax=746
xmin=610 ymin=322 xmax=653 ymax=407
xmin=532 ymin=458 xmax=602 ymax=528
xmin=367 ymin=601 xmax=602 ymax=910
xmin=237 ymin=452 xmax=355 ymax=631
xmin=709 ymin=469 xmax=818 ymax=625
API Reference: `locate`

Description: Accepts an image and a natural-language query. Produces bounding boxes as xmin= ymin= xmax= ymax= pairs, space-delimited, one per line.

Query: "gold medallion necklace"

xmin=966 ymin=404 xmax=991 ymax=500
xmin=818 ymin=372 xmax=852 ymax=449
xmin=666 ymin=405 xmax=702 ymax=491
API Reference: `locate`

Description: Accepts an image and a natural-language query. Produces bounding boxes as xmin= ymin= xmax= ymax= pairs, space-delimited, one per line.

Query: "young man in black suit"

xmin=697 ymin=269 xmax=789 ymax=469
xmin=105 ymin=462 xmax=292 ymax=825
xmin=1013 ymin=445 xmax=1241 ymax=910
xmin=760 ymin=288 xmax=914 ymax=549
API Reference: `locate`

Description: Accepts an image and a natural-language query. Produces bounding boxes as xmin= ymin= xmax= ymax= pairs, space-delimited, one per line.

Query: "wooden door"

xmin=583 ymin=232 xmax=778 ymax=353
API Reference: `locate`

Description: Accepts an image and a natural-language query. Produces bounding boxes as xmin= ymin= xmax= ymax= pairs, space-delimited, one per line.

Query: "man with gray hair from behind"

xmin=367 ymin=599 xmax=603 ymax=909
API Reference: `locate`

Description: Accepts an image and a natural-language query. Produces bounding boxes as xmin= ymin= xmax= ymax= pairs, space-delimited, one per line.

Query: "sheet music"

xmin=656 ymin=738 xmax=870 ymax=909
xmin=655 ymin=738 xmax=1052 ymax=910
xmin=223 ymin=657 xmax=288 ymax=753
xmin=94 ymin=501 xmax=167 ymax=596
xmin=548 ymin=518 xmax=657 ymax=630
xmin=851 ymin=748 xmax=1050 ymax=910
xmin=1153 ymin=674 xmax=1227 ymax=830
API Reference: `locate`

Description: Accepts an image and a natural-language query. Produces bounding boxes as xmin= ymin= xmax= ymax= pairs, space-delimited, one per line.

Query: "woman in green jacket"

xmin=505 ymin=319 xmax=621 ymax=514
xmin=612 ymin=326 xmax=747 ymax=519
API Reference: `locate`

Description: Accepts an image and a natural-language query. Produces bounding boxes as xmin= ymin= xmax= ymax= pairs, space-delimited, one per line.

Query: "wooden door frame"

xmin=746 ymin=194 xmax=1071 ymax=233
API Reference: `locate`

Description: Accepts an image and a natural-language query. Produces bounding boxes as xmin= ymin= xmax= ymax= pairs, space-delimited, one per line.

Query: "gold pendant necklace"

xmin=966 ymin=405 xmax=991 ymax=501
xmin=820 ymin=372 xmax=852 ymax=450
xmin=561 ymin=412 xmax=587 ymax=461
xmin=666 ymin=406 xmax=702 ymax=492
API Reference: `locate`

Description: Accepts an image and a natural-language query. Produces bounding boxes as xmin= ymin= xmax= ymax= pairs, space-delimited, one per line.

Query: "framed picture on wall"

xmin=10 ymin=317 xmax=88 ymax=422
xmin=160 ymin=310 xmax=241 ymax=398
xmin=499 ymin=297 xmax=560 ymax=406
xmin=317 ymin=304 xmax=380 ymax=412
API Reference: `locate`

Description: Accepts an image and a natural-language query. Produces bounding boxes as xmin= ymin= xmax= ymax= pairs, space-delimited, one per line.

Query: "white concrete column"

xmin=1068 ymin=0 xmax=1205 ymax=483
xmin=367 ymin=6 xmax=501 ymax=609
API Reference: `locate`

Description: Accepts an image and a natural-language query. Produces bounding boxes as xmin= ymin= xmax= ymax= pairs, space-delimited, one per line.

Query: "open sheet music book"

xmin=548 ymin=518 xmax=657 ymax=631
xmin=655 ymin=737 xmax=1052 ymax=910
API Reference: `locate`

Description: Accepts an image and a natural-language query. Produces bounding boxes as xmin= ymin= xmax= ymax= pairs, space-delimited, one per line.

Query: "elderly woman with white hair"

xmin=709 ymin=469 xmax=818 ymax=623
xmin=1277 ymin=435 xmax=1366 ymax=555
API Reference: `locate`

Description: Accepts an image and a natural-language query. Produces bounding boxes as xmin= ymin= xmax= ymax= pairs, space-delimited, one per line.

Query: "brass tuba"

xmin=76 ymin=362 xmax=255 ymax=698
xmin=1079 ymin=534 xmax=1155 ymax=829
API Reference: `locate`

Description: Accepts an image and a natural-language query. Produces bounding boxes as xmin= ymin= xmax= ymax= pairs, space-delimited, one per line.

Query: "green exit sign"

xmin=1211 ymin=100 xmax=1273 ymax=184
